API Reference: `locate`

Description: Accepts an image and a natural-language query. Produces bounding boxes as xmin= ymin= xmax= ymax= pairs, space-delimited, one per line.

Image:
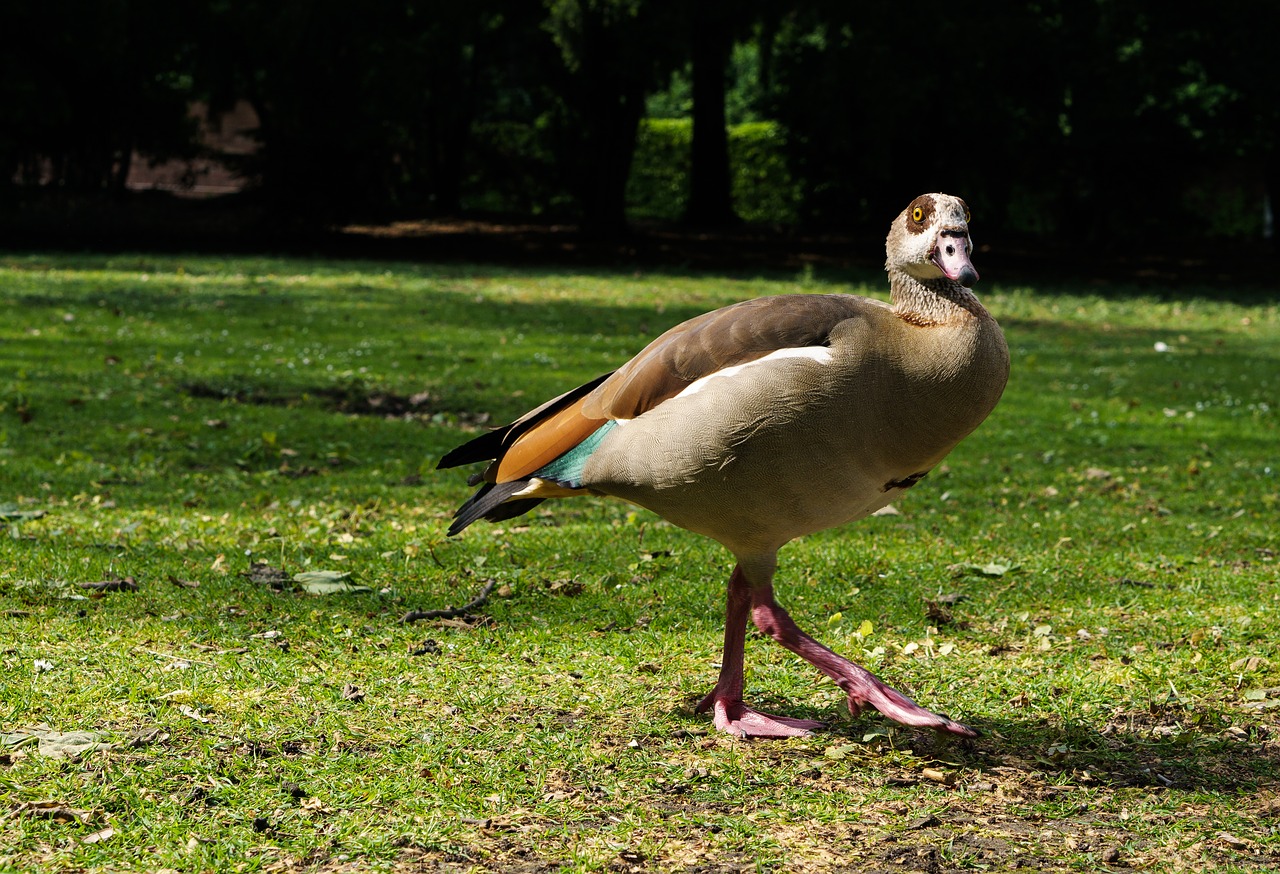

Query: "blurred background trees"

xmin=0 ymin=0 xmax=1274 ymax=249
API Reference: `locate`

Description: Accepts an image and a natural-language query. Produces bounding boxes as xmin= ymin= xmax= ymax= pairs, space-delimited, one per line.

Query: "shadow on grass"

xmin=734 ymin=701 xmax=1280 ymax=793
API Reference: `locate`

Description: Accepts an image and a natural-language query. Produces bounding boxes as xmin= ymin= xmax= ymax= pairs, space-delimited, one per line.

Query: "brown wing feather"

xmin=583 ymin=294 xmax=873 ymax=420
xmin=494 ymin=395 xmax=607 ymax=483
xmin=447 ymin=294 xmax=874 ymax=487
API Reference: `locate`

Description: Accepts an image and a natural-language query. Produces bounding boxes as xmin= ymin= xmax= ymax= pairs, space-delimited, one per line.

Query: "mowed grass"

xmin=1 ymin=251 xmax=1278 ymax=872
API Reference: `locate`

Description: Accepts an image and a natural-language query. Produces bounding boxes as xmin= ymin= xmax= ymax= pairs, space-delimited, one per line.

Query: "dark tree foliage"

xmin=197 ymin=1 xmax=530 ymax=220
xmin=764 ymin=0 xmax=1276 ymax=243
xmin=0 ymin=0 xmax=1273 ymax=245
xmin=0 ymin=0 xmax=198 ymax=194
xmin=543 ymin=0 xmax=686 ymax=235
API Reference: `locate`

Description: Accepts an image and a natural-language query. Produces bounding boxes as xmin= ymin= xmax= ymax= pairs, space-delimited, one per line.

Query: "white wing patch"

xmin=675 ymin=346 xmax=834 ymax=400
xmin=512 ymin=477 xmax=589 ymax=499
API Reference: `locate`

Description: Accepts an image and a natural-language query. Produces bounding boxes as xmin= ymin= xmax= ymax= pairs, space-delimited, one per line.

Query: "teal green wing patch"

xmin=534 ymin=420 xmax=619 ymax=488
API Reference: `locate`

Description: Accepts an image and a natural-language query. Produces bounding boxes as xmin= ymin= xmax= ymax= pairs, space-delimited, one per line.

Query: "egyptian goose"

xmin=439 ymin=193 xmax=1009 ymax=738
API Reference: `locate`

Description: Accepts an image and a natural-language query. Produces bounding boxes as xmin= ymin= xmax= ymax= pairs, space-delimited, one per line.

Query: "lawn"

xmin=1 ymin=251 xmax=1278 ymax=872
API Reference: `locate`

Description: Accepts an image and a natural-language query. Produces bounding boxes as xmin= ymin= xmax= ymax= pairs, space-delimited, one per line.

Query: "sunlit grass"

xmin=1 ymin=252 xmax=1278 ymax=872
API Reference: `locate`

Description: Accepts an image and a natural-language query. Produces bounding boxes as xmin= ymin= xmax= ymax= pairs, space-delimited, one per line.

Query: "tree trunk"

xmin=569 ymin=6 xmax=648 ymax=238
xmin=685 ymin=3 xmax=736 ymax=227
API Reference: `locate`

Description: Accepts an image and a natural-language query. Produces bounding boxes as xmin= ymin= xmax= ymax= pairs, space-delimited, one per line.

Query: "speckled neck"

xmin=887 ymin=269 xmax=989 ymax=327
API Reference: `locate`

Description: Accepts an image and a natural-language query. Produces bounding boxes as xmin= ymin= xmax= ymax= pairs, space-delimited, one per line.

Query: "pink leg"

xmin=696 ymin=566 xmax=824 ymax=738
xmin=751 ymin=586 xmax=978 ymax=738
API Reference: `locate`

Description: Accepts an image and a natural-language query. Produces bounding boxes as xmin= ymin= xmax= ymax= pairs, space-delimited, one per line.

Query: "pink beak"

xmin=932 ymin=230 xmax=979 ymax=286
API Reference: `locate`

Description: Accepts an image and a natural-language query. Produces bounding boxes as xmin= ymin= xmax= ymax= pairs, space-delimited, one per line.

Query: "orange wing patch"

xmin=494 ymin=395 xmax=607 ymax=483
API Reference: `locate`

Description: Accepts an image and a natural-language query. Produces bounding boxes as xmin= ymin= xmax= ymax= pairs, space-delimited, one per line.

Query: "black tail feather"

xmin=437 ymin=427 xmax=509 ymax=470
xmin=436 ymin=372 xmax=613 ymax=471
xmin=447 ymin=481 xmax=544 ymax=536
xmin=440 ymin=371 xmax=614 ymax=536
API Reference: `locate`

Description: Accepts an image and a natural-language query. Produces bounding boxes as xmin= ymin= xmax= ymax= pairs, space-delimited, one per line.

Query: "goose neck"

xmin=888 ymin=269 xmax=987 ymax=325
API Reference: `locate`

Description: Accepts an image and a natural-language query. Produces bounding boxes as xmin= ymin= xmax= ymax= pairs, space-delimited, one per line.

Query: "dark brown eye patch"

xmin=906 ymin=195 xmax=935 ymax=234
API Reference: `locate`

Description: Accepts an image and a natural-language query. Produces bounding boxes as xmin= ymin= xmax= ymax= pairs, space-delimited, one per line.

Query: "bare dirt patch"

xmin=182 ymin=380 xmax=491 ymax=426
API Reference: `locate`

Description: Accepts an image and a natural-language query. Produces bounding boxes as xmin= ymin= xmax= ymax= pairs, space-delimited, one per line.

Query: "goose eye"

xmin=964 ymin=207 xmax=972 ymax=223
xmin=911 ymin=206 xmax=923 ymax=222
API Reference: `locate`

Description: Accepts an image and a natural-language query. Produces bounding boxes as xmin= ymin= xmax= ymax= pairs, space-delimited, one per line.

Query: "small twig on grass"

xmin=425 ymin=541 xmax=446 ymax=569
xmin=78 ymin=578 xmax=139 ymax=591
xmin=400 ymin=579 xmax=497 ymax=624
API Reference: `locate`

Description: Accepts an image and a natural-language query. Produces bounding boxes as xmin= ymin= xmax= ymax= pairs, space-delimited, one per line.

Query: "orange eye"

xmin=911 ymin=206 xmax=924 ymax=222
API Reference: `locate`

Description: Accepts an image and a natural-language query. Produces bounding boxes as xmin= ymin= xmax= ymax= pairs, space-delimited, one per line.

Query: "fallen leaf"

xmin=924 ymin=599 xmax=954 ymax=625
xmin=1255 ymin=796 xmax=1280 ymax=818
xmin=83 ymin=826 xmax=116 ymax=844
xmin=436 ymin=616 xmax=486 ymax=629
xmin=294 ymin=570 xmax=371 ymax=595
xmin=126 ymin=727 xmax=169 ymax=748
xmin=13 ymin=579 xmax=88 ymax=601
xmin=176 ymin=704 xmax=210 ymax=723
xmin=1231 ymin=656 xmax=1269 ymax=672
xmin=546 ymin=578 xmax=584 ymax=596
xmin=1218 ymin=831 xmax=1250 ymax=850
xmin=299 ymin=796 xmax=333 ymax=815
xmin=77 ymin=577 xmax=138 ymax=593
xmin=1 ymin=726 xmax=115 ymax=758
xmin=341 ymin=684 xmax=365 ymax=702
xmin=40 ymin=731 xmax=115 ymax=758
xmin=242 ymin=562 xmax=292 ymax=589
xmin=951 ymin=562 xmax=1019 ymax=578
xmin=0 ymin=503 xmax=46 ymax=522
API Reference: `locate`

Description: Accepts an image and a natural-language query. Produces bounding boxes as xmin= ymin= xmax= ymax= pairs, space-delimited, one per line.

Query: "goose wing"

xmin=442 ymin=294 xmax=877 ymax=487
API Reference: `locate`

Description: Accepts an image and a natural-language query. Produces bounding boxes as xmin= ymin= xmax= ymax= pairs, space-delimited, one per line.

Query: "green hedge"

xmin=627 ymin=118 xmax=799 ymax=225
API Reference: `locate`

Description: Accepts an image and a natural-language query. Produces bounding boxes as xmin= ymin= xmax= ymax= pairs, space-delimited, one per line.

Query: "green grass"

xmin=1 ymin=251 xmax=1278 ymax=872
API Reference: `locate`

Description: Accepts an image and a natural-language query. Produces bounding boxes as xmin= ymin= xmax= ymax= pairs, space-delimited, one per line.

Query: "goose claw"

xmin=697 ymin=694 xmax=823 ymax=739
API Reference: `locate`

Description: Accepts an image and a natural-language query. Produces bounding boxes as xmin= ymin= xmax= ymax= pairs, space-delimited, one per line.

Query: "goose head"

xmin=886 ymin=193 xmax=979 ymax=288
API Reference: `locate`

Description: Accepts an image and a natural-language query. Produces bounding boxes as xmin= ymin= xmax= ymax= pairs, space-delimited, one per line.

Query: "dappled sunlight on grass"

xmin=2 ymin=254 xmax=1278 ymax=871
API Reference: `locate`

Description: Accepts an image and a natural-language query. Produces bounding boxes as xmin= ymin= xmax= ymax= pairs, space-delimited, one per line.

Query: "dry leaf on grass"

xmin=0 ymin=503 xmax=46 ymax=521
xmin=1218 ymin=831 xmax=1251 ymax=850
xmin=0 ymin=725 xmax=115 ymax=758
xmin=240 ymin=562 xmax=292 ymax=589
xmin=76 ymin=576 xmax=138 ymax=593
xmin=950 ymin=562 xmax=1020 ymax=578
xmin=294 ymin=570 xmax=371 ymax=595
xmin=176 ymin=705 xmax=211 ymax=723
